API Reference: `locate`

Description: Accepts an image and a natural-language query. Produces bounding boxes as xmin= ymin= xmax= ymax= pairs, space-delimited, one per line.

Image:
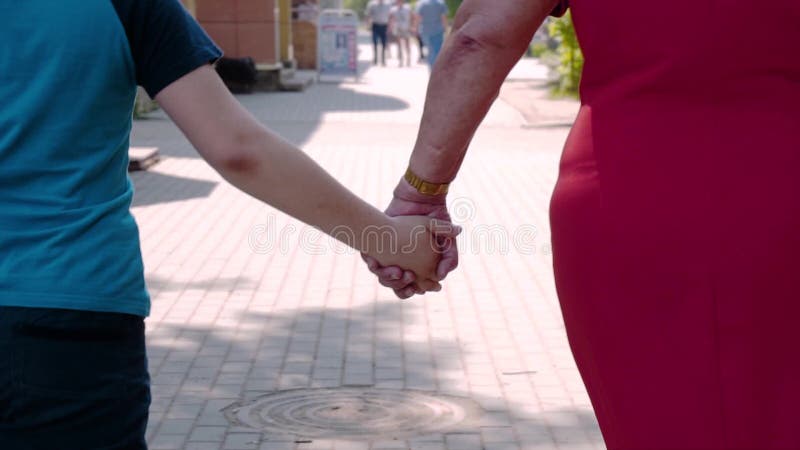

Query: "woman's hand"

xmin=362 ymin=180 xmax=460 ymax=299
xmin=363 ymin=214 xmax=461 ymax=297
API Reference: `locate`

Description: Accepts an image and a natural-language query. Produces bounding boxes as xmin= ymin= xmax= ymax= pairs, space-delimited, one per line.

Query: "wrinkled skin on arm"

xmin=363 ymin=0 xmax=559 ymax=298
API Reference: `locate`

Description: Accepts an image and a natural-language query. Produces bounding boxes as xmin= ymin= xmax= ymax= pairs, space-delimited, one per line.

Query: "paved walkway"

xmin=130 ymin=40 xmax=598 ymax=450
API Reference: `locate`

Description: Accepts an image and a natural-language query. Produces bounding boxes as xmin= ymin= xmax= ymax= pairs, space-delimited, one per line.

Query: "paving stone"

xmin=190 ymin=426 xmax=228 ymax=442
xmin=444 ymin=434 xmax=483 ymax=450
xmin=159 ymin=418 xmax=195 ymax=435
xmin=150 ymin=432 xmax=188 ymax=450
xmin=372 ymin=440 xmax=410 ymax=449
xmin=223 ymin=433 xmax=263 ymax=449
xmin=186 ymin=443 xmax=224 ymax=450
xmin=259 ymin=442 xmax=296 ymax=450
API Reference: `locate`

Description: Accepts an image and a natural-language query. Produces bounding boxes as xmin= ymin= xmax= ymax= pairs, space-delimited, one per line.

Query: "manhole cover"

xmin=223 ymin=388 xmax=483 ymax=440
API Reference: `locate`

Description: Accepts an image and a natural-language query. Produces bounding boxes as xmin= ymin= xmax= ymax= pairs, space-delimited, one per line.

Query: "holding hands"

xmin=362 ymin=177 xmax=460 ymax=299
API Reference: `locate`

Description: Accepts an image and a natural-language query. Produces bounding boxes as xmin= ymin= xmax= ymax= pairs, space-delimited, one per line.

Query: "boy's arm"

xmin=154 ymin=64 xmax=453 ymax=279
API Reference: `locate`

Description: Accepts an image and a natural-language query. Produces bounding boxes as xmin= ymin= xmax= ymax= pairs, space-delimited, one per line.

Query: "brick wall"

xmin=194 ymin=0 xmax=279 ymax=66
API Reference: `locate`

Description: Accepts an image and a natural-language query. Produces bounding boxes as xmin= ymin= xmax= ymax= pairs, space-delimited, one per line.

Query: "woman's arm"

xmin=154 ymin=65 xmax=455 ymax=281
xmin=363 ymin=0 xmax=560 ymax=297
xmin=409 ymin=0 xmax=559 ymax=183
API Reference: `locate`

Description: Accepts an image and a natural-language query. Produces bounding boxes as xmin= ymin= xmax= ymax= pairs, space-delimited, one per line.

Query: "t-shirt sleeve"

xmin=112 ymin=0 xmax=223 ymax=98
xmin=551 ymin=0 xmax=569 ymax=17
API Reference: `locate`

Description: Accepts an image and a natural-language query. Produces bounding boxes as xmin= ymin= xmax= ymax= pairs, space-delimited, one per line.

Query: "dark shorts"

xmin=0 ymin=306 xmax=150 ymax=450
xmin=372 ymin=23 xmax=388 ymax=47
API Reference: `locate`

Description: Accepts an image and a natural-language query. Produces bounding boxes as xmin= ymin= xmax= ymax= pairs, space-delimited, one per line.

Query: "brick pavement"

xmin=130 ymin=40 xmax=601 ymax=450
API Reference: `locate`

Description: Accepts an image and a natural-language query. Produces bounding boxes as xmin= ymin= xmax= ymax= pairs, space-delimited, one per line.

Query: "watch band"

xmin=404 ymin=168 xmax=450 ymax=196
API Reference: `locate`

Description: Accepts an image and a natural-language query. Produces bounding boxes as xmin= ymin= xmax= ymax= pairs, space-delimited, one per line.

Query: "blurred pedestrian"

xmin=416 ymin=32 xmax=426 ymax=62
xmin=365 ymin=0 xmax=391 ymax=65
xmin=413 ymin=0 xmax=448 ymax=67
xmin=389 ymin=0 xmax=413 ymax=67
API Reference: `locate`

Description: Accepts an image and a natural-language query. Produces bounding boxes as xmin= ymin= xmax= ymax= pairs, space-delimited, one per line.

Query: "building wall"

xmin=181 ymin=0 xmax=197 ymax=15
xmin=194 ymin=0 xmax=279 ymax=66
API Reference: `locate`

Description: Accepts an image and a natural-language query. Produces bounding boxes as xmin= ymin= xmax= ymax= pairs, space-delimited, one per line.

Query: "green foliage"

xmin=529 ymin=42 xmax=549 ymax=58
xmin=547 ymin=11 xmax=584 ymax=98
xmin=444 ymin=0 xmax=462 ymax=17
xmin=133 ymin=89 xmax=158 ymax=119
xmin=343 ymin=0 xmax=369 ymax=17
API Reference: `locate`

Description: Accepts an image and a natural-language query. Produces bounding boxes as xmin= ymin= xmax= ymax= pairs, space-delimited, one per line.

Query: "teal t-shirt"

xmin=0 ymin=0 xmax=221 ymax=316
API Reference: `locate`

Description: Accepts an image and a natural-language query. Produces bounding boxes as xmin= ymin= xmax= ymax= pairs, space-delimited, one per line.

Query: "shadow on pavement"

xmin=131 ymin=85 xmax=409 ymax=159
xmin=129 ymin=84 xmax=408 ymax=208
xmin=145 ymin=275 xmax=260 ymax=296
xmin=498 ymin=77 xmax=579 ymax=129
xmin=144 ymin=300 xmax=601 ymax=447
xmin=130 ymin=171 xmax=218 ymax=208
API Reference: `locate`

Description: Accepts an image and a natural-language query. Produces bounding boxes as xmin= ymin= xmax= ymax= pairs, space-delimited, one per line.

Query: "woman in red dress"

xmin=364 ymin=0 xmax=800 ymax=448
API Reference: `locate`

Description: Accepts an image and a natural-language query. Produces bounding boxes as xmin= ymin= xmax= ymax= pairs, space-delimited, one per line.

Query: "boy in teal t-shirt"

xmin=0 ymin=1 xmax=454 ymax=447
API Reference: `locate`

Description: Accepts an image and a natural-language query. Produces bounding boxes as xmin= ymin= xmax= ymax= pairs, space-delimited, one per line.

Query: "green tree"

xmin=547 ymin=11 xmax=583 ymax=97
xmin=344 ymin=0 xmax=369 ymax=17
xmin=444 ymin=0 xmax=462 ymax=17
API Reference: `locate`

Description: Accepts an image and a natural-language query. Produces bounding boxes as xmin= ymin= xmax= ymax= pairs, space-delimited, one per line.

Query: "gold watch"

xmin=404 ymin=168 xmax=450 ymax=196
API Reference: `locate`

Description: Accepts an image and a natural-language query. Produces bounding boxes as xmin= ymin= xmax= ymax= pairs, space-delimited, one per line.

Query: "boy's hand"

xmin=364 ymin=215 xmax=461 ymax=298
xmin=362 ymin=183 xmax=460 ymax=299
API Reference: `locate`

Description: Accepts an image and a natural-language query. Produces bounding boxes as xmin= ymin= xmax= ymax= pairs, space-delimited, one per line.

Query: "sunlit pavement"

xmin=130 ymin=36 xmax=599 ymax=450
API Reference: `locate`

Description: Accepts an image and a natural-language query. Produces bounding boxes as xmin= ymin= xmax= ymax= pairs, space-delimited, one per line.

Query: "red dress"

xmin=549 ymin=1 xmax=800 ymax=448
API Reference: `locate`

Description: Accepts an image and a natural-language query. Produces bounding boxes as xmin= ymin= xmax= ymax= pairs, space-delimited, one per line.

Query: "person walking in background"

xmin=365 ymin=0 xmax=392 ymax=66
xmin=0 ymin=0 xmax=456 ymax=448
xmin=416 ymin=32 xmax=426 ymax=63
xmin=362 ymin=0 xmax=800 ymax=448
xmin=413 ymin=0 xmax=448 ymax=67
xmin=388 ymin=0 xmax=413 ymax=67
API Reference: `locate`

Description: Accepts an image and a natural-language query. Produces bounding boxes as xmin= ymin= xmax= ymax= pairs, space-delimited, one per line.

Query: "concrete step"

xmin=280 ymin=70 xmax=317 ymax=92
xmin=128 ymin=146 xmax=160 ymax=172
